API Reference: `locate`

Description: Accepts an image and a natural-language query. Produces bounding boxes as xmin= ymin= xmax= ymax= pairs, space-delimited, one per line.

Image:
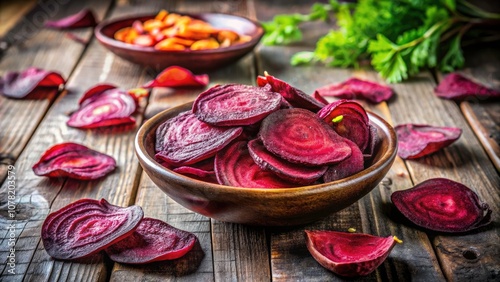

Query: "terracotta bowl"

xmin=95 ymin=13 xmax=264 ymax=72
xmin=135 ymin=102 xmax=397 ymax=226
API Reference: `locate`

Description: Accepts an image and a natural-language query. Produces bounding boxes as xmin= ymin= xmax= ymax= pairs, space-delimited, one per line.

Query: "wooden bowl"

xmin=95 ymin=13 xmax=264 ymax=72
xmin=135 ymin=102 xmax=397 ymax=226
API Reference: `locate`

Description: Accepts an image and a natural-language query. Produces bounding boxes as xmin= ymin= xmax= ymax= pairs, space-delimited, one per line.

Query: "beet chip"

xmin=306 ymin=230 xmax=399 ymax=277
xmin=395 ymin=124 xmax=462 ymax=159
xmin=44 ymin=9 xmax=98 ymax=29
xmin=260 ymin=108 xmax=351 ymax=166
xmin=67 ymin=86 xmax=137 ymax=128
xmin=0 ymin=67 xmax=65 ymax=99
xmin=106 ymin=218 xmax=197 ymax=264
xmin=248 ymin=138 xmax=327 ymax=185
xmin=193 ymin=84 xmax=282 ymax=126
xmin=317 ymin=99 xmax=370 ymax=152
xmin=391 ymin=178 xmax=492 ymax=233
xmin=42 ymin=198 xmax=144 ymax=260
xmin=258 ymin=73 xmax=325 ymax=111
xmin=435 ymin=73 xmax=500 ymax=100
xmin=315 ymin=78 xmax=394 ymax=103
xmin=155 ymin=111 xmax=243 ymax=166
xmin=323 ymin=139 xmax=364 ymax=183
xmin=33 ymin=142 xmax=116 ymax=180
xmin=142 ymin=66 xmax=209 ymax=88
xmin=215 ymin=141 xmax=296 ymax=188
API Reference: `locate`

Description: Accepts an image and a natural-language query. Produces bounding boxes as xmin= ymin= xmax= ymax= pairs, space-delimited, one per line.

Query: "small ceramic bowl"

xmin=95 ymin=13 xmax=264 ymax=72
xmin=135 ymin=102 xmax=397 ymax=226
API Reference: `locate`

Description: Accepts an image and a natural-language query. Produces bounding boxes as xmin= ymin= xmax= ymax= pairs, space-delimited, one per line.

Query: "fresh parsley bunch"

xmin=262 ymin=0 xmax=500 ymax=83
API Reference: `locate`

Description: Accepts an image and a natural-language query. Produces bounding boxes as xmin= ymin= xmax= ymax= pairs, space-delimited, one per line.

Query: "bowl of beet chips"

xmin=95 ymin=12 xmax=264 ymax=72
xmin=135 ymin=79 xmax=397 ymax=226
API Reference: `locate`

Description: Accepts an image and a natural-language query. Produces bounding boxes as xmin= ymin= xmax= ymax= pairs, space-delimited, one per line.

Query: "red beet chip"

xmin=435 ymin=73 xmax=500 ymax=100
xmin=0 ymin=67 xmax=65 ymax=99
xmin=258 ymin=73 xmax=326 ymax=111
xmin=317 ymin=99 xmax=370 ymax=152
xmin=315 ymin=78 xmax=394 ymax=103
xmin=391 ymin=178 xmax=492 ymax=233
xmin=142 ymin=66 xmax=209 ymax=88
xmin=67 ymin=87 xmax=137 ymax=128
xmin=305 ymin=230 xmax=400 ymax=277
xmin=323 ymin=139 xmax=364 ymax=183
xmin=44 ymin=9 xmax=98 ymax=29
xmin=313 ymin=90 xmax=329 ymax=104
xmin=363 ymin=124 xmax=379 ymax=160
xmin=395 ymin=124 xmax=462 ymax=159
xmin=42 ymin=198 xmax=144 ymax=260
xmin=260 ymin=108 xmax=351 ymax=166
xmin=155 ymin=111 xmax=243 ymax=166
xmin=105 ymin=218 xmax=197 ymax=264
xmin=192 ymin=84 xmax=282 ymax=126
xmin=32 ymin=142 xmax=116 ymax=180
xmin=248 ymin=138 xmax=327 ymax=185
xmin=215 ymin=141 xmax=296 ymax=188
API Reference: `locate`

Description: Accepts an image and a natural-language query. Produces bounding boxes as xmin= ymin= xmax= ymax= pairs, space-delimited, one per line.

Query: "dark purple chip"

xmin=155 ymin=111 xmax=243 ymax=166
xmin=259 ymin=74 xmax=326 ymax=111
xmin=391 ymin=178 xmax=492 ymax=232
xmin=42 ymin=198 xmax=143 ymax=260
xmin=106 ymin=217 xmax=197 ymax=264
xmin=315 ymin=78 xmax=394 ymax=103
xmin=192 ymin=84 xmax=282 ymax=126
xmin=32 ymin=142 xmax=116 ymax=180
xmin=0 ymin=67 xmax=65 ymax=99
xmin=435 ymin=73 xmax=500 ymax=100
xmin=44 ymin=8 xmax=98 ymax=29
xmin=248 ymin=138 xmax=327 ymax=185
xmin=323 ymin=139 xmax=364 ymax=182
xmin=395 ymin=124 xmax=462 ymax=159
xmin=215 ymin=141 xmax=297 ymax=188
xmin=259 ymin=108 xmax=351 ymax=166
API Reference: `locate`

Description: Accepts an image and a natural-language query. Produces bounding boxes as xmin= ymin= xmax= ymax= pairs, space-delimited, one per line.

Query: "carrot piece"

xmin=155 ymin=9 xmax=168 ymax=21
xmin=124 ymin=29 xmax=139 ymax=44
xmin=154 ymin=38 xmax=186 ymax=50
xmin=190 ymin=38 xmax=220 ymax=50
xmin=217 ymin=30 xmax=239 ymax=43
xmin=143 ymin=19 xmax=165 ymax=32
xmin=114 ymin=27 xmax=131 ymax=42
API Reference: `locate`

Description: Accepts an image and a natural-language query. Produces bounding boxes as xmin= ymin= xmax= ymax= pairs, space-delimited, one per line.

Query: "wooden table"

xmin=1 ymin=1 xmax=498 ymax=281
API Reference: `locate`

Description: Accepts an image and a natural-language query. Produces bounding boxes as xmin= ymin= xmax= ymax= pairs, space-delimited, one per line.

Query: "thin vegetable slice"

xmin=259 ymin=108 xmax=351 ymax=166
xmin=78 ymin=83 xmax=118 ymax=105
xmin=155 ymin=111 xmax=243 ymax=166
xmin=105 ymin=218 xmax=197 ymax=264
xmin=391 ymin=178 xmax=492 ymax=232
xmin=305 ymin=230 xmax=399 ymax=277
xmin=142 ymin=66 xmax=209 ymax=88
xmin=363 ymin=124 xmax=379 ymax=160
xmin=317 ymin=99 xmax=370 ymax=152
xmin=192 ymin=84 xmax=282 ymax=126
xmin=395 ymin=124 xmax=462 ymax=159
xmin=435 ymin=73 xmax=500 ymax=100
xmin=258 ymin=73 xmax=325 ymax=111
xmin=44 ymin=9 xmax=98 ymax=29
xmin=32 ymin=142 xmax=116 ymax=180
xmin=42 ymin=198 xmax=144 ymax=260
xmin=315 ymin=78 xmax=394 ymax=103
xmin=67 ymin=88 xmax=137 ymax=128
xmin=248 ymin=138 xmax=327 ymax=185
xmin=0 ymin=67 xmax=65 ymax=99
xmin=215 ymin=141 xmax=296 ymax=188
xmin=323 ymin=139 xmax=364 ymax=182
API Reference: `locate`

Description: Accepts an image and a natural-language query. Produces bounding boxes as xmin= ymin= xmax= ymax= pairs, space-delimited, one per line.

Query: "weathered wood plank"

xmin=0 ymin=1 xmax=168 ymax=281
xmin=0 ymin=0 xmax=36 ymax=36
xmin=110 ymin=1 xmax=270 ymax=281
xmin=455 ymin=46 xmax=500 ymax=172
xmin=377 ymin=69 xmax=500 ymax=281
xmin=0 ymin=0 xmax=112 ymax=183
xmin=256 ymin=1 xmax=446 ymax=281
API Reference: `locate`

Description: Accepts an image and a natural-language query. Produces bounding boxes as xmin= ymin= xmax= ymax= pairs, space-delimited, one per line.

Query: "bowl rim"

xmin=135 ymin=102 xmax=398 ymax=195
xmin=94 ymin=12 xmax=264 ymax=55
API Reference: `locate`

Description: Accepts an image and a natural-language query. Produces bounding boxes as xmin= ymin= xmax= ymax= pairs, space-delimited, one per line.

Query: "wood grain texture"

xmin=0 ymin=0 xmax=112 ymax=183
xmin=110 ymin=1 xmax=270 ymax=281
xmin=380 ymin=70 xmax=500 ymax=281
